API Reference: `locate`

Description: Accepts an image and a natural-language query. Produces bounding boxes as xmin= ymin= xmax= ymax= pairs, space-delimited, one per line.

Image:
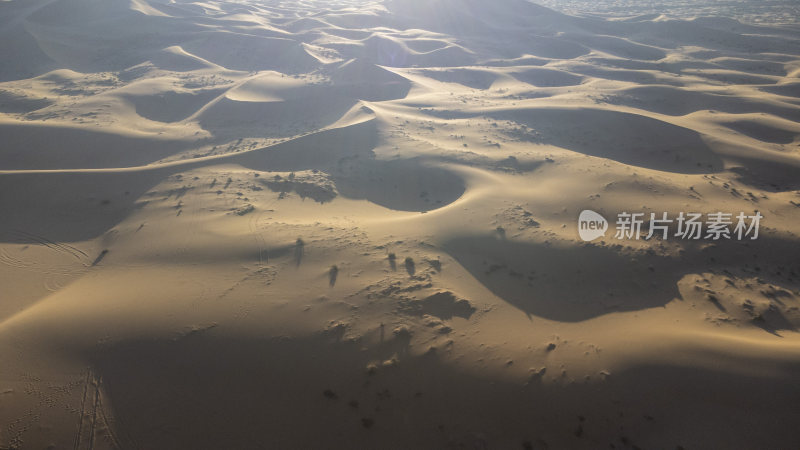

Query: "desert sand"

xmin=1 ymin=0 xmax=800 ymax=448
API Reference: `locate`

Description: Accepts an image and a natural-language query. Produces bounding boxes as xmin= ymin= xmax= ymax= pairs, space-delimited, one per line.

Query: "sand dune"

xmin=2 ymin=0 xmax=800 ymax=448
xmin=0 ymin=122 xmax=203 ymax=169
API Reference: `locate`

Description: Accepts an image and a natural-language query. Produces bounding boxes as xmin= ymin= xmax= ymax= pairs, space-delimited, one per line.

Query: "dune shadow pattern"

xmin=0 ymin=168 xmax=171 ymax=243
xmin=0 ymin=119 xmax=465 ymax=244
xmin=443 ymin=234 xmax=800 ymax=322
xmin=90 ymin=331 xmax=800 ymax=449
xmin=451 ymin=108 xmax=724 ymax=174
xmin=231 ymin=120 xmax=466 ymax=212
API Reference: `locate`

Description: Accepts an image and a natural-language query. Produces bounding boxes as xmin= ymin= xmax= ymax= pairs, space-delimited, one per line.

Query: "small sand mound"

xmin=261 ymin=171 xmax=338 ymax=203
xmin=399 ymin=291 xmax=476 ymax=320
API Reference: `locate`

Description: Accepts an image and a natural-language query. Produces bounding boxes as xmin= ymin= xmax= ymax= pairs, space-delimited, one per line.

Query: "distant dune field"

xmin=1 ymin=0 xmax=799 ymax=449
xmin=538 ymin=0 xmax=800 ymax=24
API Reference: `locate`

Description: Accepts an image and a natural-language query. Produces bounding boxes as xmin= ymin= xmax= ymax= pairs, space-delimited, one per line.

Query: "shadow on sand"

xmin=443 ymin=234 xmax=800 ymax=322
xmin=90 ymin=330 xmax=800 ymax=449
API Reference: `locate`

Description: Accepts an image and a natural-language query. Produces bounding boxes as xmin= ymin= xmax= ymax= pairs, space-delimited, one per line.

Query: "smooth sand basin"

xmin=1 ymin=0 xmax=800 ymax=448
